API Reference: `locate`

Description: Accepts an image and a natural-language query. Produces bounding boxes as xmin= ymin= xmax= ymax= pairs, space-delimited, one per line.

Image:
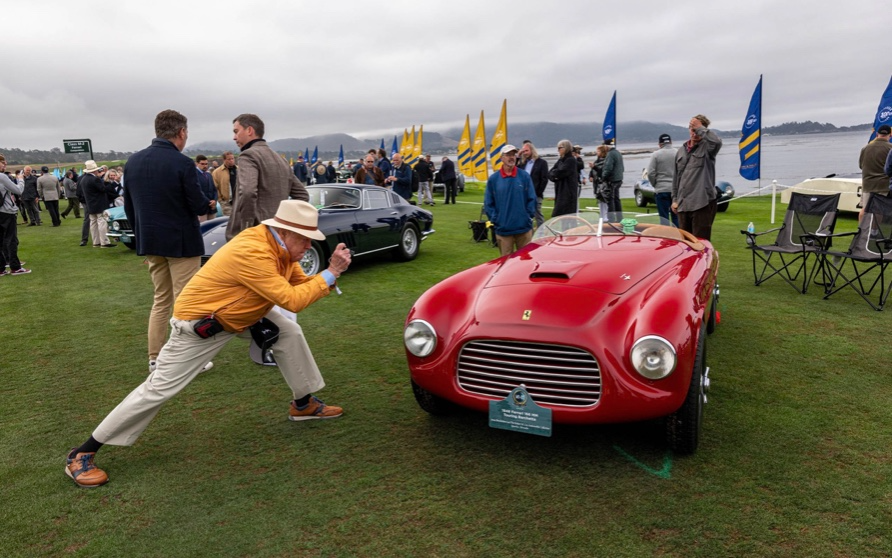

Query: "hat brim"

xmin=261 ymin=218 xmax=326 ymax=241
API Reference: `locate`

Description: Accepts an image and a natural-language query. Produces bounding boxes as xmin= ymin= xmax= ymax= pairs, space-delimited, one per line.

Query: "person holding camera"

xmin=65 ymin=199 xmax=352 ymax=488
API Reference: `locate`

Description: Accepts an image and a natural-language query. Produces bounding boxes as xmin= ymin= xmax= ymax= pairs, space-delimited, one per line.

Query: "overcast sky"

xmin=4 ymin=0 xmax=888 ymax=152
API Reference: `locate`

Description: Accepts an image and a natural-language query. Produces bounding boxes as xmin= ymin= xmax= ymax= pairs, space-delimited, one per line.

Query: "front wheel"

xmin=665 ymin=331 xmax=709 ymax=455
xmin=412 ymin=380 xmax=452 ymax=415
xmin=394 ymin=223 xmax=420 ymax=261
xmin=634 ymin=188 xmax=648 ymax=207
xmin=299 ymin=241 xmax=326 ymax=275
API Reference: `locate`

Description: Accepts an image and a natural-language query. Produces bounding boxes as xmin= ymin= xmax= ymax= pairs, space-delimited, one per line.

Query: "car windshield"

xmin=307 ymin=186 xmax=361 ymax=209
xmin=532 ymin=210 xmax=702 ymax=247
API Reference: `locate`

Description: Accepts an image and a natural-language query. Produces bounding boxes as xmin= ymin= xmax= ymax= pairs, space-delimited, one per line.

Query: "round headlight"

xmin=630 ymin=336 xmax=676 ymax=380
xmin=404 ymin=319 xmax=437 ymax=357
xmin=112 ymin=221 xmax=121 ymax=231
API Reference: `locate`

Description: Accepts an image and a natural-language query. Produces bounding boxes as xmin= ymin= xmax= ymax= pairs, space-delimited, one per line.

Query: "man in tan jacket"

xmin=212 ymin=151 xmax=237 ymax=216
xmin=225 ymin=114 xmax=308 ymax=240
xmin=65 ymin=200 xmax=352 ymax=488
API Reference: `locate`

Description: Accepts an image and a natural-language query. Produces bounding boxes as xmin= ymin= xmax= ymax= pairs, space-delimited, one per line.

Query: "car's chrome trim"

xmin=457 ymin=340 xmax=601 ymax=407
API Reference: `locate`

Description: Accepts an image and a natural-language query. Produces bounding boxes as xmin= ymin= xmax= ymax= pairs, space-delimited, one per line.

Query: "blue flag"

xmin=304 ymin=147 xmax=309 ymax=162
xmin=380 ymin=138 xmax=385 ymax=150
xmin=338 ymin=144 xmax=344 ymax=168
xmin=391 ymin=135 xmax=398 ymax=157
xmin=739 ymin=75 xmax=762 ymax=181
xmin=869 ymin=75 xmax=892 ymax=142
xmin=311 ymin=146 xmax=318 ymax=164
xmin=602 ymin=91 xmax=617 ymax=145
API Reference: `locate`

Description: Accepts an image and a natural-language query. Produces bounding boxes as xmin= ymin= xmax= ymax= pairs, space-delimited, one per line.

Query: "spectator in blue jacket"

xmin=386 ymin=153 xmax=413 ymax=201
xmin=484 ymin=145 xmax=537 ymax=256
xmin=123 ymin=109 xmax=211 ymax=372
xmin=292 ymin=155 xmax=309 ymax=185
xmin=195 ymin=155 xmax=218 ymax=221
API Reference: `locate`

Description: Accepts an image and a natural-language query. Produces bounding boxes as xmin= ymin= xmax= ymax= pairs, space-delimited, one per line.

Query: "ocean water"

xmin=533 ymin=130 xmax=870 ymax=199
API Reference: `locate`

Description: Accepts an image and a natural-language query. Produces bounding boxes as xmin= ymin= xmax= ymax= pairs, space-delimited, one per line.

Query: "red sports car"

xmin=404 ymin=213 xmax=720 ymax=454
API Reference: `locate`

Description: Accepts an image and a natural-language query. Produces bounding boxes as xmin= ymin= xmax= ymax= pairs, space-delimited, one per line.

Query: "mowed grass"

xmin=1 ymin=189 xmax=890 ymax=557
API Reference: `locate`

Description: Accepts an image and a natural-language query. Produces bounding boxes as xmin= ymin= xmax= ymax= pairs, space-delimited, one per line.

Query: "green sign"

xmin=489 ymin=386 xmax=552 ymax=437
xmin=63 ymin=139 xmax=92 ymax=154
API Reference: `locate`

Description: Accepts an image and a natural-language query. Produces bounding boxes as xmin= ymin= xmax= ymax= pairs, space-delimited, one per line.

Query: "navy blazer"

xmin=123 ymin=138 xmax=210 ymax=257
xmin=438 ymin=158 xmax=456 ymax=182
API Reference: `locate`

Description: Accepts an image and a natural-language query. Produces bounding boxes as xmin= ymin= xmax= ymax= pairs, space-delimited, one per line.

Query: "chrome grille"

xmin=457 ymin=340 xmax=601 ymax=407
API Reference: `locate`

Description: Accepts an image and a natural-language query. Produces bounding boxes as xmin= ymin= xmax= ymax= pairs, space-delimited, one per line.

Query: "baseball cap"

xmin=41 ymin=166 xmax=49 ymax=172
xmin=659 ymin=134 xmax=672 ymax=144
xmin=500 ymin=144 xmax=518 ymax=155
xmin=878 ymin=124 xmax=892 ymax=135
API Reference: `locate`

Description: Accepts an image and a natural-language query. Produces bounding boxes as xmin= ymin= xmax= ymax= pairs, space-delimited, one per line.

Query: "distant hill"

xmin=0 ymin=121 xmax=874 ymax=165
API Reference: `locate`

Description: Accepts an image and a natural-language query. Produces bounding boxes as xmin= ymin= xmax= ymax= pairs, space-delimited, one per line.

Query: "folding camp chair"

xmin=810 ymin=194 xmax=892 ymax=311
xmin=741 ymin=192 xmax=840 ymax=294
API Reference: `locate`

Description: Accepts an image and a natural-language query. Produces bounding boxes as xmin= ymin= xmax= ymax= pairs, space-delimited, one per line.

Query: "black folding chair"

xmin=810 ymin=194 xmax=892 ymax=311
xmin=741 ymin=192 xmax=840 ymax=294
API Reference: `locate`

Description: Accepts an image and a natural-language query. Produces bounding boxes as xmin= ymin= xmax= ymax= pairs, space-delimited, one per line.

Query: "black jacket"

xmin=521 ymin=158 xmax=549 ymax=198
xmin=123 ymin=138 xmax=210 ymax=258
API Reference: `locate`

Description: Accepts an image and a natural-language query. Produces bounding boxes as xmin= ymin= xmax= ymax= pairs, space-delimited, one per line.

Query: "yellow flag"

xmin=472 ymin=110 xmax=488 ymax=182
xmin=402 ymin=126 xmax=415 ymax=161
xmin=457 ymin=114 xmax=472 ymax=177
xmin=410 ymin=125 xmax=423 ymax=167
xmin=401 ymin=128 xmax=409 ymax=158
xmin=489 ymin=100 xmax=508 ymax=172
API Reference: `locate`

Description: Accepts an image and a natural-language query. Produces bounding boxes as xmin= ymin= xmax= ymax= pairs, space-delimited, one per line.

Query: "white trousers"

xmin=93 ymin=309 xmax=325 ymax=446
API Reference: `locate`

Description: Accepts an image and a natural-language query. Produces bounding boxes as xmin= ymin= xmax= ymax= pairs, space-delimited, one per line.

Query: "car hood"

xmin=474 ymin=236 xmax=686 ymax=328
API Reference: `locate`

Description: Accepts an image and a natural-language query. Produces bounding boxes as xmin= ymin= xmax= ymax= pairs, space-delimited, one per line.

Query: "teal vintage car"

xmin=104 ymin=206 xmax=135 ymax=249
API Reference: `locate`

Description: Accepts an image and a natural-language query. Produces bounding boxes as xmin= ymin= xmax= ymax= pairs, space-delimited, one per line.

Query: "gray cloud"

xmin=2 ymin=0 xmax=886 ymax=151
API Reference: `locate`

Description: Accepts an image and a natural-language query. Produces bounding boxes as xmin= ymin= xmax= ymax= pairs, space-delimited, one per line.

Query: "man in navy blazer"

xmin=439 ymin=156 xmax=457 ymax=204
xmin=123 ymin=109 xmax=212 ymax=373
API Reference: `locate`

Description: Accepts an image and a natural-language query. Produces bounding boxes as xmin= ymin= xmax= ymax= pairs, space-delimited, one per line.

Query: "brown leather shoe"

xmin=288 ymin=396 xmax=343 ymax=421
xmin=65 ymin=451 xmax=109 ymax=487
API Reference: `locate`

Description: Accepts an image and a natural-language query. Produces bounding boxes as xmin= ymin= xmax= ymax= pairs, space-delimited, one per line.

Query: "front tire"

xmin=412 ymin=380 xmax=452 ymax=415
xmin=394 ymin=223 xmax=420 ymax=261
xmin=634 ymin=188 xmax=648 ymax=207
xmin=300 ymin=241 xmax=326 ymax=275
xmin=665 ymin=330 xmax=709 ymax=455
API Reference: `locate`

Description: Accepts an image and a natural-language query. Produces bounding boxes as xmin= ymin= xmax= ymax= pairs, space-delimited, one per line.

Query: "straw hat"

xmin=261 ymin=200 xmax=325 ymax=240
xmin=83 ymin=160 xmax=103 ymax=173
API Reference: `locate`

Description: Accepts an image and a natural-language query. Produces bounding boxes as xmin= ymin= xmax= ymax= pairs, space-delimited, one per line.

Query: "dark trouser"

xmin=81 ymin=212 xmax=90 ymax=243
xmin=45 ymin=200 xmax=61 ymax=226
xmin=444 ymin=179 xmax=457 ymax=204
xmin=61 ymin=197 xmax=81 ymax=218
xmin=534 ymin=196 xmax=544 ymax=229
xmin=0 ymin=212 xmax=22 ymax=270
xmin=655 ymin=192 xmax=678 ymax=226
xmin=24 ymin=199 xmax=41 ymax=224
xmin=606 ymin=181 xmax=623 ymax=222
xmin=678 ymin=199 xmax=717 ymax=241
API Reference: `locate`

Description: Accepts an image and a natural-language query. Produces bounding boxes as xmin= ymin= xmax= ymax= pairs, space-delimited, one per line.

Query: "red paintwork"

xmin=406 ymin=233 xmax=719 ymax=425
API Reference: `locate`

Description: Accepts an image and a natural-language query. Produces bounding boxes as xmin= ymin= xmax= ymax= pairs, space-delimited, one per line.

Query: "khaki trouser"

xmin=495 ymin=230 xmax=532 ymax=257
xmin=220 ymin=200 xmax=232 ymax=216
xmin=146 ymin=255 xmax=201 ymax=360
xmin=89 ymin=214 xmax=109 ymax=245
xmin=93 ymin=310 xmax=325 ymax=446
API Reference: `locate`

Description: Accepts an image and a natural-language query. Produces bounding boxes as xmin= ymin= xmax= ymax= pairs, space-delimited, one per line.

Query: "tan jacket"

xmin=212 ymin=164 xmax=235 ymax=203
xmin=174 ymin=224 xmax=330 ymax=332
xmin=225 ymin=140 xmax=309 ymax=240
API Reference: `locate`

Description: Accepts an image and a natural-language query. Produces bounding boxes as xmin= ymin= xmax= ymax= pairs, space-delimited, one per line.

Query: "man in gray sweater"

xmin=671 ymin=115 xmax=722 ymax=240
xmin=646 ymin=134 xmax=678 ymax=226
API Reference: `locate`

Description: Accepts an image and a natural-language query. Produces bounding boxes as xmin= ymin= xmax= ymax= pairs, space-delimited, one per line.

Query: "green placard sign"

xmin=63 ymin=139 xmax=92 ymax=154
xmin=489 ymin=386 xmax=552 ymax=437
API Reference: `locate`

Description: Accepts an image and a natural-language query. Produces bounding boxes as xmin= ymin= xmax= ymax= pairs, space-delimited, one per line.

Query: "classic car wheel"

xmin=665 ymin=331 xmax=708 ymax=455
xmin=634 ymin=188 xmax=648 ymax=207
xmin=394 ymin=223 xmax=420 ymax=261
xmin=411 ymin=380 xmax=452 ymax=415
xmin=300 ymin=241 xmax=326 ymax=275
xmin=123 ymin=240 xmax=136 ymax=250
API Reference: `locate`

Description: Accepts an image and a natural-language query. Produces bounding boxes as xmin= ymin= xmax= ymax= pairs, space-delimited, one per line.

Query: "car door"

xmin=356 ymin=188 xmax=402 ymax=254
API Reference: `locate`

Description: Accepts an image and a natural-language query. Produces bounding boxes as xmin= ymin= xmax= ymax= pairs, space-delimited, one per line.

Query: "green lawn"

xmin=1 ymin=192 xmax=889 ymax=557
